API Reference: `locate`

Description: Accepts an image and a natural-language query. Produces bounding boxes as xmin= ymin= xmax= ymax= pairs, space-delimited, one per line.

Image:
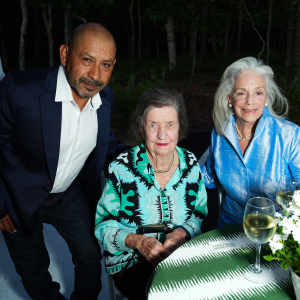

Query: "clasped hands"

xmin=126 ymin=228 xmax=187 ymax=267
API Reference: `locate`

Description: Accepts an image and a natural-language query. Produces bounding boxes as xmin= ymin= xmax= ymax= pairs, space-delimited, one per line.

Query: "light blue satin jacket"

xmin=200 ymin=107 xmax=300 ymax=227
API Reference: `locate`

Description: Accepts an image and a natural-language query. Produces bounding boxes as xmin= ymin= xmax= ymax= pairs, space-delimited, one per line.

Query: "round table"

xmin=147 ymin=223 xmax=295 ymax=300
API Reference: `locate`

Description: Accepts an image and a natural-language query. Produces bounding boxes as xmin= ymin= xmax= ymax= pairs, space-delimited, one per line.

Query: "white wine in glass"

xmin=243 ymin=197 xmax=277 ymax=283
xmin=276 ymin=174 xmax=300 ymax=212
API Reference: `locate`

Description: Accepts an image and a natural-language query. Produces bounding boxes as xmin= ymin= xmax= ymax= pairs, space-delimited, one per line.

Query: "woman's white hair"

xmin=213 ymin=57 xmax=289 ymax=136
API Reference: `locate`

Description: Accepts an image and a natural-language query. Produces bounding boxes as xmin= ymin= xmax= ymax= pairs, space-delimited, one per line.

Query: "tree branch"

xmin=242 ymin=0 xmax=265 ymax=59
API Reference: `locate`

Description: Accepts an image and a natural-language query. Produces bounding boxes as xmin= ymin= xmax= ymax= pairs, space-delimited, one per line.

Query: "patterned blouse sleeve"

xmin=184 ymin=164 xmax=208 ymax=236
xmin=94 ymin=161 xmax=136 ymax=255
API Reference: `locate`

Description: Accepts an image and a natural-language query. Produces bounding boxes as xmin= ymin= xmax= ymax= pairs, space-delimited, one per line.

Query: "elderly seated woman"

xmin=200 ymin=57 xmax=300 ymax=228
xmin=95 ymin=88 xmax=207 ymax=300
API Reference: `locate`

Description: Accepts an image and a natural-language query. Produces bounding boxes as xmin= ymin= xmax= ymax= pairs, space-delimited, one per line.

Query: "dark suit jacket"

xmin=0 ymin=66 xmax=125 ymax=233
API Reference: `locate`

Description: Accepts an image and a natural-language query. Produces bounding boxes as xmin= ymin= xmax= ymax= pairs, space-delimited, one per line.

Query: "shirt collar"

xmin=55 ymin=65 xmax=102 ymax=110
xmin=225 ymin=107 xmax=270 ymax=137
xmin=223 ymin=107 xmax=271 ymax=160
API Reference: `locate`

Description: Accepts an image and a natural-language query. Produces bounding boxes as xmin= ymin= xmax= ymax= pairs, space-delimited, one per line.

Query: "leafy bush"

xmin=110 ymin=67 xmax=168 ymax=128
xmin=278 ymin=66 xmax=300 ymax=125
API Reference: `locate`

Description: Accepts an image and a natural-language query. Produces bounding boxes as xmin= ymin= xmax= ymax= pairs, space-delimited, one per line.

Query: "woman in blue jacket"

xmin=200 ymin=57 xmax=300 ymax=227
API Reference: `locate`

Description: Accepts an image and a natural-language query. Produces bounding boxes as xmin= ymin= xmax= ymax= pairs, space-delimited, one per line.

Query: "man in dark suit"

xmin=0 ymin=23 xmax=125 ymax=300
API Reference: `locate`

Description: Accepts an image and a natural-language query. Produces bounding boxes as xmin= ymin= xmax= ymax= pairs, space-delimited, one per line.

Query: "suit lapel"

xmin=95 ymin=91 xmax=111 ymax=170
xmin=38 ymin=70 xmax=112 ymax=186
xmin=40 ymin=67 xmax=62 ymax=184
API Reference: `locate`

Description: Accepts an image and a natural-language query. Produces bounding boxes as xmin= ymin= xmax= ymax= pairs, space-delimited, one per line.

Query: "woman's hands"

xmin=163 ymin=228 xmax=186 ymax=253
xmin=125 ymin=228 xmax=188 ymax=267
xmin=125 ymin=233 xmax=171 ymax=267
xmin=137 ymin=236 xmax=171 ymax=266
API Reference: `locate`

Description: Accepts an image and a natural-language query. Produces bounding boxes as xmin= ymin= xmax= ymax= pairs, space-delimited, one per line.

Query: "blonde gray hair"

xmin=213 ymin=57 xmax=289 ymax=136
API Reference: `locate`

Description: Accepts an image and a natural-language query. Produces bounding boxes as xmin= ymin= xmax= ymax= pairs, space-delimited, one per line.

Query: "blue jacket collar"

xmin=223 ymin=107 xmax=271 ymax=159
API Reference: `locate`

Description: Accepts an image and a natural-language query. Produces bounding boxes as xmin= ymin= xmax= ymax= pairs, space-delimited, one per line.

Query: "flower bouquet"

xmin=264 ymin=190 xmax=300 ymax=298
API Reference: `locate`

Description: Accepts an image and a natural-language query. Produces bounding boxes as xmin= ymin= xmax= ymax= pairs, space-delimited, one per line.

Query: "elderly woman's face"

xmin=228 ymin=71 xmax=268 ymax=127
xmin=144 ymin=106 xmax=179 ymax=157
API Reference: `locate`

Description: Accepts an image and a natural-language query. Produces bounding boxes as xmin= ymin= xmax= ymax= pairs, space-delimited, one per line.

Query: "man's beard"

xmin=69 ymin=76 xmax=104 ymax=99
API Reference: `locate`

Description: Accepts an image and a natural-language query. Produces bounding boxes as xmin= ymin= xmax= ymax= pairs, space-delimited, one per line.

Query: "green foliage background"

xmin=110 ymin=61 xmax=169 ymax=128
xmin=109 ymin=54 xmax=300 ymax=128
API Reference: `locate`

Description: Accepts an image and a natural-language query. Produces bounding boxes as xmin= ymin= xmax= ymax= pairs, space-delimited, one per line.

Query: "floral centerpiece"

xmin=264 ymin=190 xmax=300 ymax=298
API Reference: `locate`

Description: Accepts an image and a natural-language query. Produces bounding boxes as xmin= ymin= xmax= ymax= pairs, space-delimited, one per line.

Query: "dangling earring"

xmin=265 ymin=102 xmax=268 ymax=106
xmin=229 ymin=103 xmax=232 ymax=108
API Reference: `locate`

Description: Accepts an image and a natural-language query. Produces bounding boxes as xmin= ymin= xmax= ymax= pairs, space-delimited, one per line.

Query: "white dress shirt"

xmin=51 ymin=65 xmax=101 ymax=193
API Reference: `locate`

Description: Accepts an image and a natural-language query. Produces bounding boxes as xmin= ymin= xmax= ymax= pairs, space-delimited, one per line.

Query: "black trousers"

xmin=3 ymin=179 xmax=102 ymax=300
xmin=111 ymin=258 xmax=155 ymax=300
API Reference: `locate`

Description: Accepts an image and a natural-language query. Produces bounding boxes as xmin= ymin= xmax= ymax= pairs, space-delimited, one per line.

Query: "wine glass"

xmin=276 ymin=174 xmax=300 ymax=212
xmin=243 ymin=197 xmax=277 ymax=283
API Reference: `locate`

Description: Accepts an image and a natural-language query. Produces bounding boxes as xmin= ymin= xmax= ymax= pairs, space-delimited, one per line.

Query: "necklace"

xmin=153 ymin=153 xmax=174 ymax=173
xmin=235 ymin=122 xmax=254 ymax=140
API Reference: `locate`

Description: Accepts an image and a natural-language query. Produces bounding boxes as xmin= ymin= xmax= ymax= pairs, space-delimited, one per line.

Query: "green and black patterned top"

xmin=95 ymin=143 xmax=207 ymax=275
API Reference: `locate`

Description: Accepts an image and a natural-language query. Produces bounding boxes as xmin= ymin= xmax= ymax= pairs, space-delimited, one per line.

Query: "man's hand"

xmin=163 ymin=228 xmax=186 ymax=253
xmin=0 ymin=215 xmax=17 ymax=233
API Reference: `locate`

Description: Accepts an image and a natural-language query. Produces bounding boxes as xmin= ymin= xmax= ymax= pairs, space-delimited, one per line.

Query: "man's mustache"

xmin=79 ymin=77 xmax=104 ymax=88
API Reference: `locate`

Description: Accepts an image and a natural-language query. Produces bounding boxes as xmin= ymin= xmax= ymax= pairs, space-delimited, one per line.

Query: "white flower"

xmin=268 ymin=190 xmax=300 ymax=270
xmin=292 ymin=190 xmax=300 ymax=206
xmin=287 ymin=190 xmax=300 ymax=215
xmin=269 ymin=234 xmax=284 ymax=253
xmin=281 ymin=217 xmax=296 ymax=235
xmin=291 ymin=214 xmax=299 ymax=221
xmin=292 ymin=229 xmax=300 ymax=243
xmin=293 ymin=207 xmax=300 ymax=217
xmin=291 ymin=219 xmax=300 ymax=243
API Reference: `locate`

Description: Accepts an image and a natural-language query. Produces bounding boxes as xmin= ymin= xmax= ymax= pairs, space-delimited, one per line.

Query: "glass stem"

xmin=254 ymin=244 xmax=261 ymax=273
